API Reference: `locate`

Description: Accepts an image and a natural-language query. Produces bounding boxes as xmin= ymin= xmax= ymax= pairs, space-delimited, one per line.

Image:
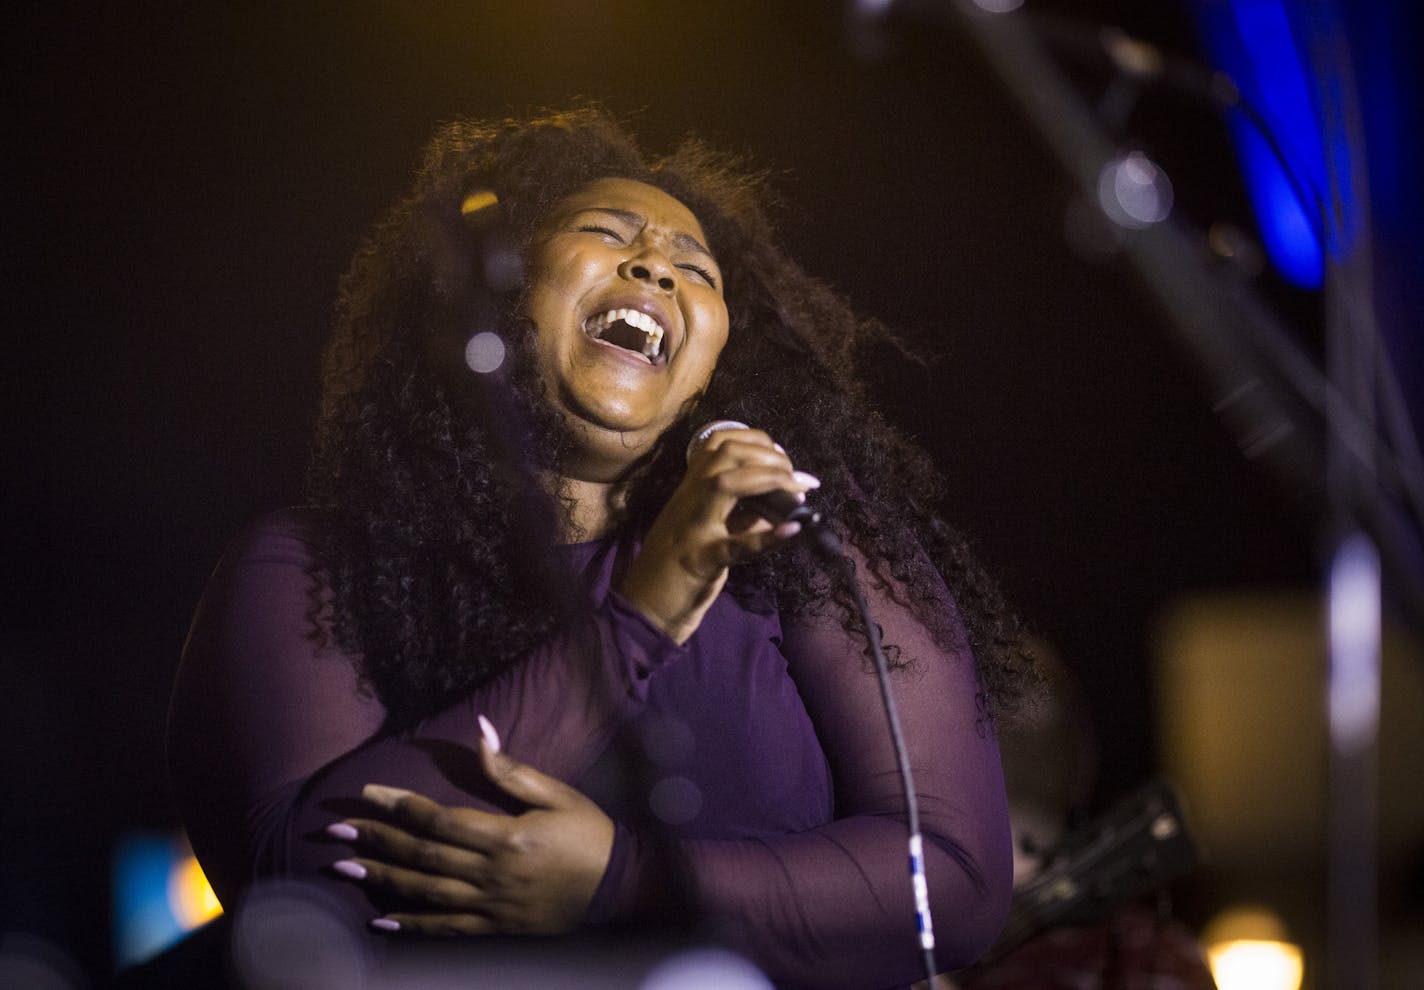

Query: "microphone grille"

xmin=686 ymin=420 xmax=750 ymax=464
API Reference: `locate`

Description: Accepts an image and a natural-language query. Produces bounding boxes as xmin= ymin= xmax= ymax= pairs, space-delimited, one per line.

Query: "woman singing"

xmin=168 ymin=106 xmax=1034 ymax=989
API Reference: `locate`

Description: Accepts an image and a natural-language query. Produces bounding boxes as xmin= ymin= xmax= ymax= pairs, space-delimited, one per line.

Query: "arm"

xmin=274 ymin=428 xmax=811 ymax=915
xmin=287 ymin=435 xmax=1009 ymax=984
xmin=166 ymin=509 xmax=685 ymax=913
xmin=607 ymin=546 xmax=1014 ymax=988
xmin=167 ymin=510 xmax=387 ymax=908
xmin=331 ymin=540 xmax=1011 ymax=986
xmin=170 ymin=430 xmax=802 ymax=916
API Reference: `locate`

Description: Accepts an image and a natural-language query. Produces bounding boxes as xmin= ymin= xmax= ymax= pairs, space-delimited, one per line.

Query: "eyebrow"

xmin=573 ymin=207 xmax=717 ymax=263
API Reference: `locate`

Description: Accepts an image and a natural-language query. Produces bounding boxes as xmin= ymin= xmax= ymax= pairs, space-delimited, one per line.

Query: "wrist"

xmin=616 ymin=570 xmax=710 ymax=645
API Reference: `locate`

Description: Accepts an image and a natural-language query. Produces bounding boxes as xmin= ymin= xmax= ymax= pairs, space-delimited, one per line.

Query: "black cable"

xmin=1022 ymin=10 xmax=1424 ymax=611
xmin=806 ymin=524 xmax=939 ymax=986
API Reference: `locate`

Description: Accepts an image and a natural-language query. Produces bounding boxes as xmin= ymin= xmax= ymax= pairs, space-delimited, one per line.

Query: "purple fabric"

xmin=168 ymin=508 xmax=1012 ymax=988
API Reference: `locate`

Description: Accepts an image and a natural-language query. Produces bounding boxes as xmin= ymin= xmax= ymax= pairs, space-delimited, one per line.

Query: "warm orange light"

xmin=1207 ymin=939 xmax=1303 ymax=990
xmin=167 ymin=853 xmax=222 ymax=930
xmin=461 ymin=190 xmax=498 ymax=215
xmin=1203 ymin=904 xmax=1303 ymax=990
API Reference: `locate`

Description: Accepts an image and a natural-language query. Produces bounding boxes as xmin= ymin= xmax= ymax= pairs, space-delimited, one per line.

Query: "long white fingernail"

xmin=332 ymin=859 xmax=367 ymax=880
xmin=361 ymin=783 xmax=413 ymax=810
xmin=478 ymin=714 xmax=502 ymax=753
xmin=371 ymin=918 xmax=401 ymax=932
xmin=792 ymin=470 xmax=821 ymax=489
xmin=325 ymin=822 xmax=359 ymax=842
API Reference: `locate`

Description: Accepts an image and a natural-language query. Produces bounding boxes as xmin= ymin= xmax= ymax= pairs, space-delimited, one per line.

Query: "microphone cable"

xmin=687 ymin=421 xmax=938 ymax=983
xmin=811 ymin=527 xmax=939 ymax=985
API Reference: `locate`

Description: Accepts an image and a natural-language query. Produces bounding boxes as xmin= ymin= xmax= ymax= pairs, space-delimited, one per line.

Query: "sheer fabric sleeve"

xmin=168 ymin=513 xmax=686 ymax=914
xmin=168 ymin=510 xmax=387 ymax=908
xmin=605 ymin=545 xmax=1014 ymax=989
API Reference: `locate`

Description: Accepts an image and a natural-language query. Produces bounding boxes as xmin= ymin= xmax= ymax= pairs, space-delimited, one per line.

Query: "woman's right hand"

xmin=617 ymin=425 xmax=818 ymax=644
xmin=327 ymin=718 xmax=615 ymax=936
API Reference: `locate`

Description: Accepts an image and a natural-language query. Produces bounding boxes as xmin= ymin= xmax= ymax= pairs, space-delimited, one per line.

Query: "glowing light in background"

xmin=853 ymin=0 xmax=895 ymax=16
xmin=1191 ymin=0 xmax=1364 ymax=288
xmin=167 ymin=852 xmax=222 ymax=930
xmin=1328 ymin=533 xmax=1382 ymax=753
xmin=1203 ymin=904 xmax=1304 ymax=990
xmin=1097 ymin=151 xmax=1175 ymax=228
xmin=113 ymin=832 xmax=222 ymax=968
xmin=230 ymin=881 xmax=366 ymax=990
xmin=638 ymin=947 xmax=774 ymax=990
xmin=0 ymin=934 xmax=86 ymax=990
xmin=970 ymin=0 xmax=1025 ymax=12
xmin=464 ymin=331 xmax=507 ymax=373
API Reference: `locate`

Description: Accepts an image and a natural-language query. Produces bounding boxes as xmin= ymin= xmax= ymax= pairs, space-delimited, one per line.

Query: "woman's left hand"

xmin=326 ymin=719 xmax=615 ymax=935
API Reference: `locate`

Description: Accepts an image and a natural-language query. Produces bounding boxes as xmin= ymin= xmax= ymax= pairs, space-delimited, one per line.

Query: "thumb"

xmin=477 ymin=714 xmax=577 ymax=810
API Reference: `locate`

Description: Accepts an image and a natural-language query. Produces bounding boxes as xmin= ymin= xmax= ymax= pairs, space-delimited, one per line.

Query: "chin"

xmin=558 ymin=385 xmax=657 ymax=436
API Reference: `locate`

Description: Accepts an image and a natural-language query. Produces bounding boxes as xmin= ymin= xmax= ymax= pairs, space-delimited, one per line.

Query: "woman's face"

xmin=525 ymin=177 xmax=729 ymax=479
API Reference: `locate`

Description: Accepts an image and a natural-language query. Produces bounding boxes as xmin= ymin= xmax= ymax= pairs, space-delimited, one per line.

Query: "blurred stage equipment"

xmin=959 ymin=779 xmax=1203 ymax=977
xmin=849 ymin=3 xmax=1424 ymax=989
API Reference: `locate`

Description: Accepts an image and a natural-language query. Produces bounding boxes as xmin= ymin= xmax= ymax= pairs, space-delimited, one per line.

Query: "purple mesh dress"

xmin=168 ymin=508 xmax=1011 ymax=988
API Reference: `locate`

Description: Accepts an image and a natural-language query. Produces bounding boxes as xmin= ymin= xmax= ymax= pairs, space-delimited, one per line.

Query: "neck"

xmin=550 ymin=472 xmax=627 ymax=543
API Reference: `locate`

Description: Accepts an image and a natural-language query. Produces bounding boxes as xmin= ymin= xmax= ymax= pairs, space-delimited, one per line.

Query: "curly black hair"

xmin=307 ymin=105 xmax=1036 ymax=727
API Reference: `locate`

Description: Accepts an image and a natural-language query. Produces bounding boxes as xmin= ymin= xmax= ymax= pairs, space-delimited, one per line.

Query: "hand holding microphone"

xmin=617 ymin=421 xmax=822 ymax=644
xmin=685 ymin=420 xmax=824 ymax=530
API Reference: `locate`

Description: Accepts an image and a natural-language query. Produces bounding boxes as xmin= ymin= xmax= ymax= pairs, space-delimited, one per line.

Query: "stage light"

xmin=1097 ymin=151 xmax=1174 ymax=229
xmin=168 ymin=852 xmax=222 ymax=930
xmin=465 ymin=331 xmax=506 ymax=373
xmin=1328 ymin=533 xmax=1381 ymax=754
xmin=638 ymin=947 xmax=773 ymax=990
xmin=1203 ymin=904 xmax=1303 ymax=990
xmin=1190 ymin=0 xmax=1359 ymax=288
xmin=113 ymin=831 xmax=222 ymax=968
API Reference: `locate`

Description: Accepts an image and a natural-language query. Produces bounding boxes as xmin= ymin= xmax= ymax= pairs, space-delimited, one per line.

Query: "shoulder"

xmin=217 ymin=506 xmax=332 ymax=572
xmin=190 ymin=507 xmax=340 ymax=636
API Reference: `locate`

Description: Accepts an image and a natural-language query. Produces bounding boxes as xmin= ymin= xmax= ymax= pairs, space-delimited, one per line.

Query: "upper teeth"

xmin=586 ymin=308 xmax=665 ymax=360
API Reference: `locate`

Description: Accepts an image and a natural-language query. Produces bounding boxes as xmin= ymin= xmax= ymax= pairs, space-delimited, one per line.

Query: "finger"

xmin=477 ymin=734 xmax=586 ymax=812
xmin=726 ymin=519 xmax=804 ymax=560
xmin=371 ymin=912 xmax=498 ymax=936
xmin=332 ymin=858 xmax=483 ymax=910
xmin=696 ymin=436 xmax=795 ymax=478
xmin=329 ymin=817 xmax=491 ymax=875
xmin=358 ymin=785 xmax=510 ymax=852
xmin=712 ymin=463 xmax=814 ymax=502
xmin=362 ymin=783 xmax=437 ymax=817
xmin=692 ymin=425 xmax=780 ymax=461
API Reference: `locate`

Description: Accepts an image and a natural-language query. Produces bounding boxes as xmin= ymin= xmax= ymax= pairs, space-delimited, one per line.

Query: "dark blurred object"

xmin=961 ymin=902 xmax=1216 ymax=990
xmin=113 ymin=917 xmax=230 ymax=989
xmin=986 ymin=780 xmax=1202 ymax=964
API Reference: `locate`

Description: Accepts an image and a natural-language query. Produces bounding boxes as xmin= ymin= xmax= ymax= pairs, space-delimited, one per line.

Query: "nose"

xmin=618 ymin=249 xmax=677 ymax=293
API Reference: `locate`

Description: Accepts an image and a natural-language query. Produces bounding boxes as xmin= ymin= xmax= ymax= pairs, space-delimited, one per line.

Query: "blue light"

xmin=1192 ymin=0 xmax=1360 ymax=288
xmin=1229 ymin=118 xmax=1324 ymax=286
xmin=111 ymin=833 xmax=186 ymax=969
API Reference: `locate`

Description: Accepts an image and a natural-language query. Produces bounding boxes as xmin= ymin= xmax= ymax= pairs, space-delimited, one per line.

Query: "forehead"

xmin=552 ymin=177 xmax=708 ymax=241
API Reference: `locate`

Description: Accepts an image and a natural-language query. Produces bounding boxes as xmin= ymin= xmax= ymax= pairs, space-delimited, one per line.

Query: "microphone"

xmin=686 ymin=420 xmax=823 ymax=528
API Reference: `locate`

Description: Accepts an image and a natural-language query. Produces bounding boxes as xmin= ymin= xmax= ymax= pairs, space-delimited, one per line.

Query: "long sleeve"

xmin=167 ymin=511 xmax=686 ymax=913
xmin=604 ymin=546 xmax=1014 ymax=989
xmin=169 ymin=512 xmax=1011 ymax=988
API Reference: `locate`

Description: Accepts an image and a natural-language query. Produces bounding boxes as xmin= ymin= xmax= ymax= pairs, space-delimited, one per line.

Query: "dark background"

xmin=6 ymin=0 xmax=1419 ymax=982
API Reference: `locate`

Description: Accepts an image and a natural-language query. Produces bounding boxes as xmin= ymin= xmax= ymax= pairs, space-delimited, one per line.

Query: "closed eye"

xmin=678 ymin=262 xmax=719 ymax=290
xmin=577 ymin=224 xmax=625 ymax=242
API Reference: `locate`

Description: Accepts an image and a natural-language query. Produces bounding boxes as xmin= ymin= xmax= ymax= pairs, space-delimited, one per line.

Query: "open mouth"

xmin=584 ymin=308 xmax=666 ymax=364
